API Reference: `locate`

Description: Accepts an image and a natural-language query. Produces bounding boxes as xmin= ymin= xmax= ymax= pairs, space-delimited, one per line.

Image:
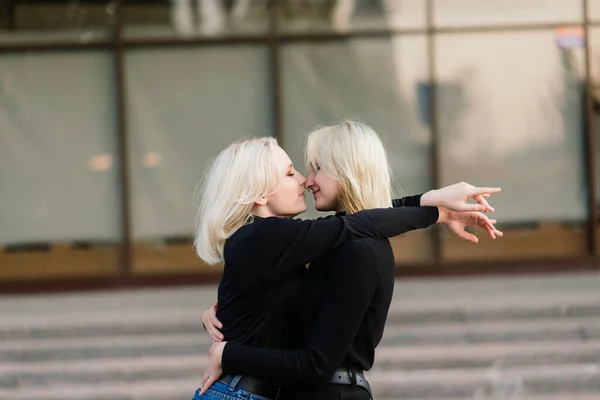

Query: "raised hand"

xmin=438 ymin=207 xmax=504 ymax=243
xmin=421 ymin=182 xmax=501 ymax=213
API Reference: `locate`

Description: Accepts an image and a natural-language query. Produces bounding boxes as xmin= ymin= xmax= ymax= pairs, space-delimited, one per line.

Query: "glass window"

xmin=0 ymin=0 xmax=114 ymax=44
xmin=434 ymin=0 xmax=583 ymax=28
xmin=589 ymin=0 xmax=600 ymax=22
xmin=125 ymin=46 xmax=272 ymax=273
xmin=0 ymin=51 xmax=120 ymax=280
xmin=121 ymin=0 xmax=270 ymax=39
xmin=0 ymin=51 xmax=120 ymax=244
xmin=588 ymin=27 xmax=600 ymax=252
xmin=436 ymin=30 xmax=588 ymax=260
xmin=279 ymin=0 xmax=426 ymax=33
xmin=282 ymin=36 xmax=433 ymax=263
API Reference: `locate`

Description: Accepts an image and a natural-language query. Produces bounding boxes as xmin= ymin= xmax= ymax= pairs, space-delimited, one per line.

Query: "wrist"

xmin=437 ymin=207 xmax=451 ymax=223
xmin=218 ymin=342 xmax=227 ymax=366
xmin=420 ymin=190 xmax=439 ymax=207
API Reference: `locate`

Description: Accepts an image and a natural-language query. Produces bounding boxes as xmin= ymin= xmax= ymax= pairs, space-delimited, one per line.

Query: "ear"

xmin=255 ymin=196 xmax=268 ymax=206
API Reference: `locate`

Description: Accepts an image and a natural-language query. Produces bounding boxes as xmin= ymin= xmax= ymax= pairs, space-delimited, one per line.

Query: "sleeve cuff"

xmin=425 ymin=206 xmax=439 ymax=223
xmin=392 ymin=194 xmax=423 ymax=208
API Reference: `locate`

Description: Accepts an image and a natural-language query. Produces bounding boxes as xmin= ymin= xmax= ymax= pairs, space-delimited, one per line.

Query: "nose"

xmin=305 ymin=172 xmax=315 ymax=188
xmin=296 ymin=172 xmax=307 ymax=187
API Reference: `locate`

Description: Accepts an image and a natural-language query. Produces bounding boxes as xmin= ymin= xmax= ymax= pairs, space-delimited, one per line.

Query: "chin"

xmin=315 ymin=202 xmax=335 ymax=212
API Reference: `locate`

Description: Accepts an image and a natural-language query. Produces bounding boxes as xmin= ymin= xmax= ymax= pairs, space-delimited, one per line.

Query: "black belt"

xmin=218 ymin=374 xmax=281 ymax=399
xmin=328 ymin=368 xmax=372 ymax=395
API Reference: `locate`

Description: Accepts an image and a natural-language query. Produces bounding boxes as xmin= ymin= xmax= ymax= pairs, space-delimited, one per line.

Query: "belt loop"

xmin=348 ymin=368 xmax=357 ymax=387
xmin=228 ymin=375 xmax=242 ymax=391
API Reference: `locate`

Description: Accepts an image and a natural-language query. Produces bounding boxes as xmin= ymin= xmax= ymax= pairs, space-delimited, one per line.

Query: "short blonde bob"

xmin=305 ymin=120 xmax=392 ymax=214
xmin=194 ymin=137 xmax=279 ymax=264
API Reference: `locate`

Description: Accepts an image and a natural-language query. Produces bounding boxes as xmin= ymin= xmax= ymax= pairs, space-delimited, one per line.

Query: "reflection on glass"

xmin=433 ymin=0 xmax=582 ymax=27
xmin=589 ymin=0 xmax=600 ymax=22
xmin=0 ymin=52 xmax=120 ymax=245
xmin=588 ymin=27 xmax=600 ymax=252
xmin=436 ymin=30 xmax=587 ymax=259
xmin=437 ymin=31 xmax=586 ymax=222
xmin=125 ymin=46 xmax=272 ymax=240
xmin=279 ymin=0 xmax=425 ymax=33
xmin=122 ymin=0 xmax=270 ymax=38
xmin=125 ymin=46 xmax=272 ymax=274
xmin=0 ymin=1 xmax=115 ymax=44
xmin=281 ymin=37 xmax=432 ymax=263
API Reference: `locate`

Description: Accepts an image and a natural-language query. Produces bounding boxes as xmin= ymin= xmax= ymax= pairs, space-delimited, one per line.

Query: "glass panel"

xmin=589 ymin=0 xmax=600 ymax=22
xmin=588 ymin=27 xmax=600 ymax=252
xmin=0 ymin=0 xmax=114 ymax=44
xmin=121 ymin=0 xmax=270 ymax=38
xmin=0 ymin=51 xmax=120 ymax=280
xmin=434 ymin=0 xmax=583 ymax=28
xmin=282 ymin=36 xmax=433 ymax=263
xmin=279 ymin=0 xmax=426 ymax=33
xmin=125 ymin=46 xmax=272 ymax=273
xmin=436 ymin=30 xmax=588 ymax=260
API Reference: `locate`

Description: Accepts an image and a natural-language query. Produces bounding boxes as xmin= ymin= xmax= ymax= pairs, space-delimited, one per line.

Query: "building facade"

xmin=1 ymin=0 xmax=600 ymax=292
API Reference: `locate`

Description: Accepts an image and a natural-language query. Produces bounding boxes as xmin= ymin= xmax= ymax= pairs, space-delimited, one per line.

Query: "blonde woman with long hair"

xmin=193 ymin=127 xmax=501 ymax=400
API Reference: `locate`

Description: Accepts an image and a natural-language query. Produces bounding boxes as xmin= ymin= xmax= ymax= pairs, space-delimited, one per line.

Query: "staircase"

xmin=1 ymin=272 xmax=599 ymax=400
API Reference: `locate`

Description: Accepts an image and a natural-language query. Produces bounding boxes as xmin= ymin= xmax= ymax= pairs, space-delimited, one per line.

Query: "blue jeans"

xmin=192 ymin=376 xmax=274 ymax=400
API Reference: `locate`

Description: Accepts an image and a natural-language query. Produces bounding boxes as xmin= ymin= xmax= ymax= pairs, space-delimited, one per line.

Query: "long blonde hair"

xmin=305 ymin=120 xmax=392 ymax=214
xmin=194 ymin=137 xmax=279 ymax=264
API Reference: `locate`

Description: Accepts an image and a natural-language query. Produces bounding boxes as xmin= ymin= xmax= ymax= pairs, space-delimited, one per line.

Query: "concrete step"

xmin=386 ymin=300 xmax=600 ymax=325
xmin=3 ymin=298 xmax=600 ymax=341
xmin=0 ymin=355 xmax=206 ymax=388
xmin=380 ymin=316 xmax=600 ymax=346
xmin=367 ymin=363 xmax=600 ymax=399
xmin=2 ymin=363 xmax=599 ymax=400
xmin=373 ymin=340 xmax=600 ymax=370
xmin=2 ymin=274 xmax=600 ymax=399
xmin=4 ymin=341 xmax=599 ymax=387
xmin=0 ymin=310 xmax=204 ymax=341
xmin=0 ymin=333 xmax=209 ymax=362
xmin=0 ymin=377 xmax=200 ymax=400
xmin=1 ymin=341 xmax=598 ymax=389
xmin=3 ymin=317 xmax=599 ymax=363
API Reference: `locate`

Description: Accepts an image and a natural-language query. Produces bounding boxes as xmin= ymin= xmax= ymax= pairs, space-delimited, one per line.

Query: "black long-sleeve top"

xmin=215 ymin=195 xmax=434 ymax=352
xmin=220 ymin=235 xmax=396 ymax=386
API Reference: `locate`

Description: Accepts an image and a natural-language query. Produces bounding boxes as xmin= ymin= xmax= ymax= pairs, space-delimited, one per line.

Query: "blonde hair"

xmin=305 ymin=120 xmax=392 ymax=214
xmin=194 ymin=137 xmax=279 ymax=264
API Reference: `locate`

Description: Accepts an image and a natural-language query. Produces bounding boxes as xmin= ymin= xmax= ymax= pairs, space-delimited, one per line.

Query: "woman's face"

xmin=262 ymin=146 xmax=307 ymax=217
xmin=306 ymin=162 xmax=341 ymax=212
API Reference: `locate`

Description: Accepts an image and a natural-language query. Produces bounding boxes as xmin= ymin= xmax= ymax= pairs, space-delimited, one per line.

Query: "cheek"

xmin=318 ymin=178 xmax=338 ymax=200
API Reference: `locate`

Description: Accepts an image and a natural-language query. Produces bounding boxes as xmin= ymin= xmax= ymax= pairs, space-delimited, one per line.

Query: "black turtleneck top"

xmin=215 ymin=195 xmax=435 ymax=371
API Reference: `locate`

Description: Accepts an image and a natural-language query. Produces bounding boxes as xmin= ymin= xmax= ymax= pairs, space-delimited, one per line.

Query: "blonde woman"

xmin=193 ymin=132 xmax=501 ymax=400
xmin=197 ymin=122 xmax=502 ymax=400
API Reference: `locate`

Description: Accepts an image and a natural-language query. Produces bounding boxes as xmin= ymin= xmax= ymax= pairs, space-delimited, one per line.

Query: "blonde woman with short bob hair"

xmin=194 ymin=130 xmax=502 ymax=400
xmin=305 ymin=120 xmax=393 ymax=214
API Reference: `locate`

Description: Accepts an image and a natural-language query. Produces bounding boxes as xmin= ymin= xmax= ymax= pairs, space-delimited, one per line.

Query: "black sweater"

xmin=215 ymin=195 xmax=435 ymax=354
xmin=222 ymin=236 xmax=396 ymax=387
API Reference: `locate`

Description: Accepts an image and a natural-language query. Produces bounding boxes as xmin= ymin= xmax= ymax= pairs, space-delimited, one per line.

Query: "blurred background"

xmin=1 ymin=1 xmax=600 ymax=399
xmin=3 ymin=0 xmax=600 ymax=289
